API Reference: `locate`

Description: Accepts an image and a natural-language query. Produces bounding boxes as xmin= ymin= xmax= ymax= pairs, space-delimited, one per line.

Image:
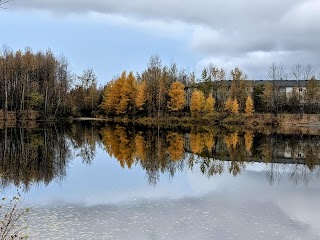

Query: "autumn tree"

xmin=101 ymin=81 xmax=115 ymax=115
xmin=231 ymin=98 xmax=239 ymax=115
xmin=135 ymin=81 xmax=147 ymax=111
xmin=190 ymin=90 xmax=205 ymax=117
xmin=167 ymin=81 xmax=185 ymax=113
xmin=245 ymin=95 xmax=254 ymax=116
xmin=118 ymin=71 xmax=137 ymax=115
xmin=225 ymin=98 xmax=239 ymax=114
xmin=230 ymin=67 xmax=248 ymax=111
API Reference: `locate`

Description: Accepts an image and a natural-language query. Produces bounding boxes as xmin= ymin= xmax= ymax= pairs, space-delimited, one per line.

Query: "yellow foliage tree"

xmin=204 ymin=94 xmax=215 ymax=113
xmin=190 ymin=90 xmax=205 ymax=117
xmin=101 ymin=81 xmax=115 ymax=114
xmin=245 ymin=95 xmax=254 ymax=116
xmin=231 ymin=98 xmax=239 ymax=115
xmin=113 ymin=71 xmax=127 ymax=115
xmin=167 ymin=81 xmax=185 ymax=112
xmin=118 ymin=71 xmax=136 ymax=114
xmin=135 ymin=81 xmax=147 ymax=110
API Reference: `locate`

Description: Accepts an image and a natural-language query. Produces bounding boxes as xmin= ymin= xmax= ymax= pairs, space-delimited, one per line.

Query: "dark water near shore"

xmin=1 ymin=123 xmax=320 ymax=240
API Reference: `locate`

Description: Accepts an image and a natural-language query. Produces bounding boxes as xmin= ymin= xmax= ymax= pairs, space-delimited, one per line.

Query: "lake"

xmin=1 ymin=122 xmax=320 ymax=240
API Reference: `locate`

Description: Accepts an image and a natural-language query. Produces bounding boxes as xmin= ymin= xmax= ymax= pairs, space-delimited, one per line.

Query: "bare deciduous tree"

xmin=291 ymin=63 xmax=303 ymax=80
xmin=303 ymin=64 xmax=314 ymax=80
xmin=268 ymin=62 xmax=286 ymax=80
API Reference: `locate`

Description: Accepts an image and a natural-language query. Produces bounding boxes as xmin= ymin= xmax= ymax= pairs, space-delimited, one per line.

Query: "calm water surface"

xmin=1 ymin=123 xmax=320 ymax=240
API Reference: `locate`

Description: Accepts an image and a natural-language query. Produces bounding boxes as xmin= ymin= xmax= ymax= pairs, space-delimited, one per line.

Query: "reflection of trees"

xmin=266 ymin=163 xmax=285 ymax=185
xmin=167 ymin=132 xmax=185 ymax=161
xmin=266 ymin=163 xmax=320 ymax=186
xmin=101 ymin=125 xmax=320 ymax=185
xmin=70 ymin=123 xmax=100 ymax=165
xmin=100 ymin=125 xmax=186 ymax=185
xmin=1 ymin=123 xmax=319 ymax=188
xmin=101 ymin=125 xmax=137 ymax=168
xmin=244 ymin=131 xmax=253 ymax=153
xmin=0 ymin=126 xmax=71 ymax=190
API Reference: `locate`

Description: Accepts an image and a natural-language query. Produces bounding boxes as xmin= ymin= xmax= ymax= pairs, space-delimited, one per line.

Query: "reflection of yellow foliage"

xmin=100 ymin=126 xmax=135 ymax=168
xmin=167 ymin=132 xmax=185 ymax=161
xmin=135 ymin=81 xmax=147 ymax=110
xmin=245 ymin=95 xmax=254 ymax=116
xmin=190 ymin=90 xmax=205 ymax=117
xmin=190 ymin=132 xmax=215 ymax=154
xmin=167 ymin=82 xmax=185 ymax=112
xmin=190 ymin=132 xmax=204 ymax=154
xmin=244 ymin=131 xmax=254 ymax=152
xmin=134 ymin=134 xmax=146 ymax=161
xmin=224 ymin=132 xmax=239 ymax=150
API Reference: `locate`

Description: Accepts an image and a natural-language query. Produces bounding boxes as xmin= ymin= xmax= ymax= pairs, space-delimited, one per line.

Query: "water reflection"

xmin=1 ymin=123 xmax=320 ymax=190
xmin=0 ymin=126 xmax=71 ymax=189
xmin=100 ymin=125 xmax=320 ymax=186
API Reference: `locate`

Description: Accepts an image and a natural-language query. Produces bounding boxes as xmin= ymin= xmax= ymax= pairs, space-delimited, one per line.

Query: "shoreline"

xmin=71 ymin=113 xmax=320 ymax=128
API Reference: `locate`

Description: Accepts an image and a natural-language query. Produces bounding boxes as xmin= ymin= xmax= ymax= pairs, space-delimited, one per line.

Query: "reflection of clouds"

xmin=22 ymin=153 xmax=320 ymax=239
xmin=26 ymin=193 xmax=319 ymax=240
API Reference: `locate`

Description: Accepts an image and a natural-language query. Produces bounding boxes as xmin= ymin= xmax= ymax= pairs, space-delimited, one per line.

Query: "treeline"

xmin=0 ymin=47 xmax=102 ymax=119
xmin=99 ymin=58 xmax=258 ymax=118
xmin=1 ymin=48 xmax=320 ymax=120
xmin=100 ymin=57 xmax=320 ymax=118
xmin=0 ymin=47 xmax=72 ymax=118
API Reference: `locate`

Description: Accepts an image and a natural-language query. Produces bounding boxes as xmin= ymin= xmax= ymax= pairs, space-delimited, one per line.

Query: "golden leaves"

xmin=245 ymin=95 xmax=254 ymax=116
xmin=190 ymin=90 xmax=205 ymax=117
xmin=167 ymin=82 xmax=185 ymax=112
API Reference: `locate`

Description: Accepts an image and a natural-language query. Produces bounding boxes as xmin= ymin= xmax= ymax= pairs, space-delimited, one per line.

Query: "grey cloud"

xmin=13 ymin=0 xmax=319 ymax=52
xmin=11 ymin=0 xmax=320 ymax=78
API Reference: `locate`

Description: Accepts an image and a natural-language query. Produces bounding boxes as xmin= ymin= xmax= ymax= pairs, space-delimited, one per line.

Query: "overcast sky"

xmin=1 ymin=0 xmax=320 ymax=83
